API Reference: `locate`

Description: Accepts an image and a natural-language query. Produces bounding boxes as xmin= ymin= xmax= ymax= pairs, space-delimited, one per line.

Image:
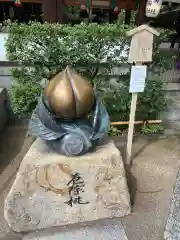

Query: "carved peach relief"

xmin=36 ymin=164 xmax=72 ymax=196
xmin=35 ymin=164 xmax=90 ymax=207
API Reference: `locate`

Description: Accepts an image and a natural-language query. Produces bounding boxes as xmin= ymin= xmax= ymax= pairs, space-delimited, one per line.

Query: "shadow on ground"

xmin=0 ymin=121 xmax=28 ymax=174
xmin=0 ymin=121 xmax=34 ymax=240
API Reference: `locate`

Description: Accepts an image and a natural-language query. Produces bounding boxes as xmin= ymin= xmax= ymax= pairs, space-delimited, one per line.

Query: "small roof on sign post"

xmin=126 ymin=24 xmax=160 ymax=63
xmin=126 ymin=24 xmax=160 ymax=37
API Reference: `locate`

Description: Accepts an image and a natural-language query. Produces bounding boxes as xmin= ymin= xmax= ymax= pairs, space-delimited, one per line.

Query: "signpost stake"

xmin=126 ymin=24 xmax=160 ymax=165
xmin=126 ymin=62 xmax=142 ymax=165
xmin=126 ymin=92 xmax=138 ymax=165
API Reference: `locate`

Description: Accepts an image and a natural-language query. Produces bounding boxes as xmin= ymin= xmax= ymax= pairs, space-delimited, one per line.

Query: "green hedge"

xmin=6 ymin=22 xmax=175 ymax=120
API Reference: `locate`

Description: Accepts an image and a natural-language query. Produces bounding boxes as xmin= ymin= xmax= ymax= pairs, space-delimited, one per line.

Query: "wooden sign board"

xmin=127 ymin=25 xmax=159 ymax=63
xmin=90 ymin=0 xmax=111 ymax=9
xmin=128 ymin=31 xmax=154 ymax=63
xmin=126 ymin=25 xmax=160 ymax=165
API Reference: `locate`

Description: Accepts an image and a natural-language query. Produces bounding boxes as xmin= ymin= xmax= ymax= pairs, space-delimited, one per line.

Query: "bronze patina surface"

xmin=28 ymin=66 xmax=109 ymax=156
xmin=45 ymin=66 xmax=94 ymax=119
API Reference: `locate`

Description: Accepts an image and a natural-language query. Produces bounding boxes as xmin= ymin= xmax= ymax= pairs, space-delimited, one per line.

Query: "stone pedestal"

xmin=4 ymin=138 xmax=131 ymax=234
xmin=22 ymin=219 xmax=128 ymax=240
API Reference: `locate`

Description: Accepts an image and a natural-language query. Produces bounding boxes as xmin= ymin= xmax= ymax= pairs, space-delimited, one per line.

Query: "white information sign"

xmin=129 ymin=65 xmax=147 ymax=93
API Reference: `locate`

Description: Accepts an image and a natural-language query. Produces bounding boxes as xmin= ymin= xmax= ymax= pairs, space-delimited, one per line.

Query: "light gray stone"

xmin=4 ymin=139 xmax=131 ymax=232
xmin=0 ymin=76 xmax=12 ymax=90
xmin=0 ymin=66 xmax=12 ymax=76
xmin=164 ymin=83 xmax=180 ymax=91
xmin=23 ymin=219 xmax=128 ymax=240
xmin=164 ymin=171 xmax=180 ymax=240
xmin=111 ymin=66 xmax=129 ymax=76
xmin=0 ymin=88 xmax=7 ymax=133
xmin=161 ymin=70 xmax=180 ymax=83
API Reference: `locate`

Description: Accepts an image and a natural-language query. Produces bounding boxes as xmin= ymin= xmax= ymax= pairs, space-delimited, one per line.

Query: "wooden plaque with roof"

xmin=126 ymin=24 xmax=160 ymax=63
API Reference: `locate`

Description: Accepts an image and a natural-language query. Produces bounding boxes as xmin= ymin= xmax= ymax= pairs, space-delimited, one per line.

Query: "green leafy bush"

xmin=6 ymin=22 xmax=174 ymax=120
xmin=140 ymin=123 xmax=164 ymax=134
xmin=108 ymin=125 xmax=122 ymax=136
xmin=9 ymin=83 xmax=41 ymax=118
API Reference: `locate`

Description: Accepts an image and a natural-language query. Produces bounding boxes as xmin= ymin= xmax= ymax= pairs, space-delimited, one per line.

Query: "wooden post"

xmin=136 ymin=0 xmax=147 ymax=25
xmin=42 ymin=0 xmax=57 ymax=22
xmin=126 ymin=24 xmax=160 ymax=165
xmin=126 ymin=93 xmax=138 ymax=164
xmin=57 ymin=0 xmax=64 ymax=23
xmin=42 ymin=0 xmax=64 ymax=23
xmin=126 ymin=64 xmax=140 ymax=165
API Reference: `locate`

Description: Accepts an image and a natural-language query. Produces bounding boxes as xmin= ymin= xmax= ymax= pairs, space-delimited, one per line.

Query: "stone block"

xmin=0 ymin=88 xmax=7 ymax=133
xmin=0 ymin=66 xmax=11 ymax=76
xmin=4 ymin=139 xmax=131 ymax=232
xmin=98 ymin=65 xmax=129 ymax=76
xmin=22 ymin=219 xmax=128 ymax=240
xmin=164 ymin=171 xmax=180 ymax=240
xmin=162 ymin=70 xmax=180 ymax=83
xmin=164 ymin=83 xmax=180 ymax=91
xmin=110 ymin=66 xmax=129 ymax=76
xmin=0 ymin=76 xmax=12 ymax=90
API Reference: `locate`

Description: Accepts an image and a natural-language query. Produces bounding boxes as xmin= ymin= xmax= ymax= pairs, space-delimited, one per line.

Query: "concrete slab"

xmin=119 ymin=136 xmax=180 ymax=240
